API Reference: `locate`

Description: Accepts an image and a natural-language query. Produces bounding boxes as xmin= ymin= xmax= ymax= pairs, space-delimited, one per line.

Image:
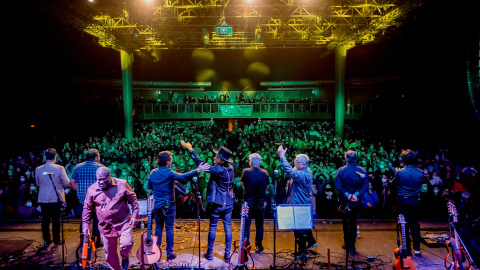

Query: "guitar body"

xmin=393 ymin=215 xmax=415 ymax=270
xmin=230 ymin=202 xmax=253 ymax=270
xmin=136 ymin=233 xmax=161 ymax=264
xmin=137 ymin=196 xmax=161 ymax=268
xmin=445 ymin=201 xmax=472 ymax=270
xmin=393 ymin=248 xmax=415 ymax=270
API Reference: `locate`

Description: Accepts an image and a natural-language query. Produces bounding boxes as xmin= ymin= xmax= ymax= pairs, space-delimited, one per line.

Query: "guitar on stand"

xmin=137 ymin=196 xmax=161 ymax=270
xmin=75 ymin=232 xmax=97 ymax=269
xmin=393 ymin=214 xmax=415 ymax=270
xmin=230 ymin=202 xmax=254 ymax=270
xmin=445 ymin=201 xmax=472 ymax=270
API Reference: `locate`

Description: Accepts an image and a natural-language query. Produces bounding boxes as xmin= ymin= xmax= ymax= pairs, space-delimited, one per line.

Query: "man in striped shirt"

xmin=71 ymin=148 xmax=104 ymax=246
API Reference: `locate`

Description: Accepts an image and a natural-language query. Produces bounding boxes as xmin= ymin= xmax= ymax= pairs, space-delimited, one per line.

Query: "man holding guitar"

xmin=393 ymin=149 xmax=423 ymax=256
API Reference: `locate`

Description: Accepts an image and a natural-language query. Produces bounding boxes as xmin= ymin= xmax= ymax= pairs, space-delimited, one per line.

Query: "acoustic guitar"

xmin=230 ymin=202 xmax=253 ymax=270
xmin=136 ymin=195 xmax=161 ymax=269
xmin=393 ymin=214 xmax=415 ymax=270
xmin=445 ymin=201 xmax=472 ymax=270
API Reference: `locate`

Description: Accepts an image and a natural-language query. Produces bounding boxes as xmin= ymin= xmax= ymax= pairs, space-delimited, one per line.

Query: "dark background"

xmin=3 ymin=0 xmax=479 ymax=163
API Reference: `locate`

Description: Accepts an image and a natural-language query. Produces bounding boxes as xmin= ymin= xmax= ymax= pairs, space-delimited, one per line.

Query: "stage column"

xmin=120 ymin=50 xmax=134 ymax=140
xmin=335 ymin=45 xmax=346 ymax=139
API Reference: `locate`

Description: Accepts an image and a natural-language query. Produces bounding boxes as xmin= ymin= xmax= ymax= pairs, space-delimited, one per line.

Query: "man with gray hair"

xmin=278 ymin=146 xmax=317 ymax=256
xmin=241 ymin=153 xmax=270 ymax=253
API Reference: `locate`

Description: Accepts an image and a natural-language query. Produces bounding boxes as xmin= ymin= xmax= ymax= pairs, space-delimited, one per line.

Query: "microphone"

xmin=356 ymin=171 xmax=365 ymax=178
xmin=193 ymin=177 xmax=198 ymax=182
xmin=43 ymin=172 xmax=54 ymax=176
xmin=274 ymin=170 xmax=278 ymax=175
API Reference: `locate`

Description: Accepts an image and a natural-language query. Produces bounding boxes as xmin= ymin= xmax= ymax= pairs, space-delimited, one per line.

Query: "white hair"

xmin=296 ymin=154 xmax=309 ymax=166
xmin=249 ymin=153 xmax=262 ymax=166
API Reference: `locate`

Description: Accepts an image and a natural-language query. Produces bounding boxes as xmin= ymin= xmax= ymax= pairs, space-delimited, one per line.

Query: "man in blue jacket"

xmin=148 ymin=151 xmax=210 ymax=261
xmin=335 ymin=150 xmax=369 ymax=253
xmin=181 ymin=140 xmax=235 ymax=262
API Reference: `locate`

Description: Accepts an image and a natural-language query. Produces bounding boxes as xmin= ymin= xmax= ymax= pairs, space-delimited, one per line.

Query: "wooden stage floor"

xmin=0 ymin=218 xmax=476 ymax=270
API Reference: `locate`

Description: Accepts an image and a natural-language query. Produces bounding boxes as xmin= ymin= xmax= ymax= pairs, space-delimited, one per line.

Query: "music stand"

xmin=276 ymin=204 xmax=313 ymax=270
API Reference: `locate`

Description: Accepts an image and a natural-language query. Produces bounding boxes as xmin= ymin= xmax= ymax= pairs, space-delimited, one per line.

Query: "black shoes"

xmin=43 ymin=240 xmax=52 ymax=247
xmin=203 ymin=251 xmax=213 ymax=261
xmin=342 ymin=245 xmax=356 ymax=253
xmin=255 ymin=246 xmax=264 ymax=254
xmin=121 ymin=258 xmax=129 ymax=270
xmin=306 ymin=242 xmax=317 ymax=251
xmin=167 ymin=253 xmax=177 ymax=261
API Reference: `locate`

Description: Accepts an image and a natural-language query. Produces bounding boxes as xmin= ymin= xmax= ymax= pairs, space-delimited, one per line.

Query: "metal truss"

xmin=35 ymin=0 xmax=425 ymax=55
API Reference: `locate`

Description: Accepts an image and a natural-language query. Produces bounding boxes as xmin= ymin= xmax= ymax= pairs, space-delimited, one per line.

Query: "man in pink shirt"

xmin=82 ymin=167 xmax=139 ymax=270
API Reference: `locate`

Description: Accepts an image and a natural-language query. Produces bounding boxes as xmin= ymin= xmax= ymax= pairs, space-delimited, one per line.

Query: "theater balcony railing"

xmin=137 ymin=102 xmax=369 ymax=120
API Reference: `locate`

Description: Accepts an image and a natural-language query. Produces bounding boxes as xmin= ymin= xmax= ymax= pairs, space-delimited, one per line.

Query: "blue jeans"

xmin=207 ymin=203 xmax=233 ymax=254
xmin=154 ymin=204 xmax=176 ymax=255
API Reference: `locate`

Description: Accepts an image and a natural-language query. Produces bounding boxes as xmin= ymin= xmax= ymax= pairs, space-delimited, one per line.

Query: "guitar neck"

xmin=147 ymin=210 xmax=152 ymax=239
xmin=401 ymin=221 xmax=407 ymax=256
xmin=238 ymin=212 xmax=245 ymax=264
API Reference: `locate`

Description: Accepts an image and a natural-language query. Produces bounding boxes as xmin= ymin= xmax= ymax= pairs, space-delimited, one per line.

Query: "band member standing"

xmin=82 ymin=167 xmax=139 ymax=270
xmin=35 ymin=148 xmax=70 ymax=247
xmin=241 ymin=153 xmax=270 ymax=253
xmin=277 ymin=145 xmax=317 ymax=256
xmin=335 ymin=150 xmax=369 ymax=253
xmin=392 ymin=149 xmax=423 ymax=256
xmin=147 ymin=151 xmax=210 ymax=261
xmin=181 ymin=140 xmax=235 ymax=262
xmin=70 ymin=148 xmax=104 ymax=247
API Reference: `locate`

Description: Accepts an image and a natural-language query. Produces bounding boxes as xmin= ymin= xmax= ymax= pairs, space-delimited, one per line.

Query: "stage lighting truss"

xmin=36 ymin=0 xmax=425 ymax=56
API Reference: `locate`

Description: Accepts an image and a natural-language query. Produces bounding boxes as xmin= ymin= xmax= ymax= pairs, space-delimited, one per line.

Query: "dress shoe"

xmin=414 ymin=250 xmax=421 ymax=256
xmin=121 ymin=258 xmax=129 ymax=270
xmin=44 ymin=240 xmax=52 ymax=247
xmin=306 ymin=242 xmax=317 ymax=251
xmin=203 ymin=251 xmax=213 ymax=261
xmin=255 ymin=246 xmax=264 ymax=254
xmin=167 ymin=253 xmax=177 ymax=261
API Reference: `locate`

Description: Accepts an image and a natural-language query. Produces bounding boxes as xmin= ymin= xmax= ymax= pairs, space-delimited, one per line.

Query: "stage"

xmin=0 ymin=218 xmax=476 ymax=270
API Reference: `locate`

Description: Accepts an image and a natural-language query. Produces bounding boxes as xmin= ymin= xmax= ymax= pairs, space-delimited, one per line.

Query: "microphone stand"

xmin=270 ymin=171 xmax=278 ymax=270
xmin=194 ymin=178 xmax=201 ymax=270
xmin=47 ymin=174 xmax=65 ymax=270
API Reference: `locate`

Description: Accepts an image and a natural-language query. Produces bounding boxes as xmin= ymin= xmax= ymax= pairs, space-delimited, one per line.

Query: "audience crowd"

xmin=0 ymin=120 xmax=478 ymax=224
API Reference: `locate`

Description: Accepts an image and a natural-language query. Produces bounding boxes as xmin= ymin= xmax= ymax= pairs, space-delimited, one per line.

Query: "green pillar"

xmin=335 ymin=45 xmax=346 ymax=139
xmin=120 ymin=50 xmax=134 ymax=140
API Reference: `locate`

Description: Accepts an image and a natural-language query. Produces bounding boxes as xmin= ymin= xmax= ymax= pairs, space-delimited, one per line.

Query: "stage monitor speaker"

xmin=453 ymin=220 xmax=480 ymax=268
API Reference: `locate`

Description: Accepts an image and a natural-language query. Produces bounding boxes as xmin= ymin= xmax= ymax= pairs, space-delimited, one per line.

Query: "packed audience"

xmin=0 ymin=120 xmax=478 ymax=223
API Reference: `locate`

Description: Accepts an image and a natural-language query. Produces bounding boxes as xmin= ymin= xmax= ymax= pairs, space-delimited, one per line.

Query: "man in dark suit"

xmin=181 ymin=140 xmax=235 ymax=262
xmin=241 ymin=153 xmax=270 ymax=253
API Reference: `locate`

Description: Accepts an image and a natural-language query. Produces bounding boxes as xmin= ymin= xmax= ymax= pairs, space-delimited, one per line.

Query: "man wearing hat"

xmin=181 ymin=140 xmax=235 ymax=262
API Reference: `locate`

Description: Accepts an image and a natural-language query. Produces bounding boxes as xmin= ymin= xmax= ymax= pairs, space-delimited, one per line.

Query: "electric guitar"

xmin=230 ymin=202 xmax=253 ymax=270
xmin=136 ymin=196 xmax=161 ymax=269
xmin=393 ymin=214 xmax=415 ymax=270
xmin=75 ymin=232 xmax=97 ymax=269
xmin=445 ymin=201 xmax=472 ymax=270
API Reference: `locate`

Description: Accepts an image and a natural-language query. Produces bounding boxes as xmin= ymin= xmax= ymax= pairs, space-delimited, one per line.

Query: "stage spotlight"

xmin=88 ymin=0 xmax=94 ymax=2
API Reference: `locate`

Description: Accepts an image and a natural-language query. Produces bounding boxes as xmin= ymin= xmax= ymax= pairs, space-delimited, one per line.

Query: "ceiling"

xmin=30 ymin=0 xmax=429 ymax=60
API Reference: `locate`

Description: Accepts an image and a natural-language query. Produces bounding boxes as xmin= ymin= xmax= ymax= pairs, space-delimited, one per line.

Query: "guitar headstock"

xmin=447 ymin=201 xmax=457 ymax=215
xmin=148 ymin=195 xmax=155 ymax=212
xmin=398 ymin=214 xmax=406 ymax=224
xmin=241 ymin=202 xmax=249 ymax=216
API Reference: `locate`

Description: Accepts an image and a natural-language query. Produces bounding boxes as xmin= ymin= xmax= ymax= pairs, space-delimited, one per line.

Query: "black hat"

xmin=213 ymin=146 xmax=234 ymax=163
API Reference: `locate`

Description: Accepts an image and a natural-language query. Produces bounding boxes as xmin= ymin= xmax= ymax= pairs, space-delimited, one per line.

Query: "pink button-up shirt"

xmin=82 ymin=178 xmax=139 ymax=237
